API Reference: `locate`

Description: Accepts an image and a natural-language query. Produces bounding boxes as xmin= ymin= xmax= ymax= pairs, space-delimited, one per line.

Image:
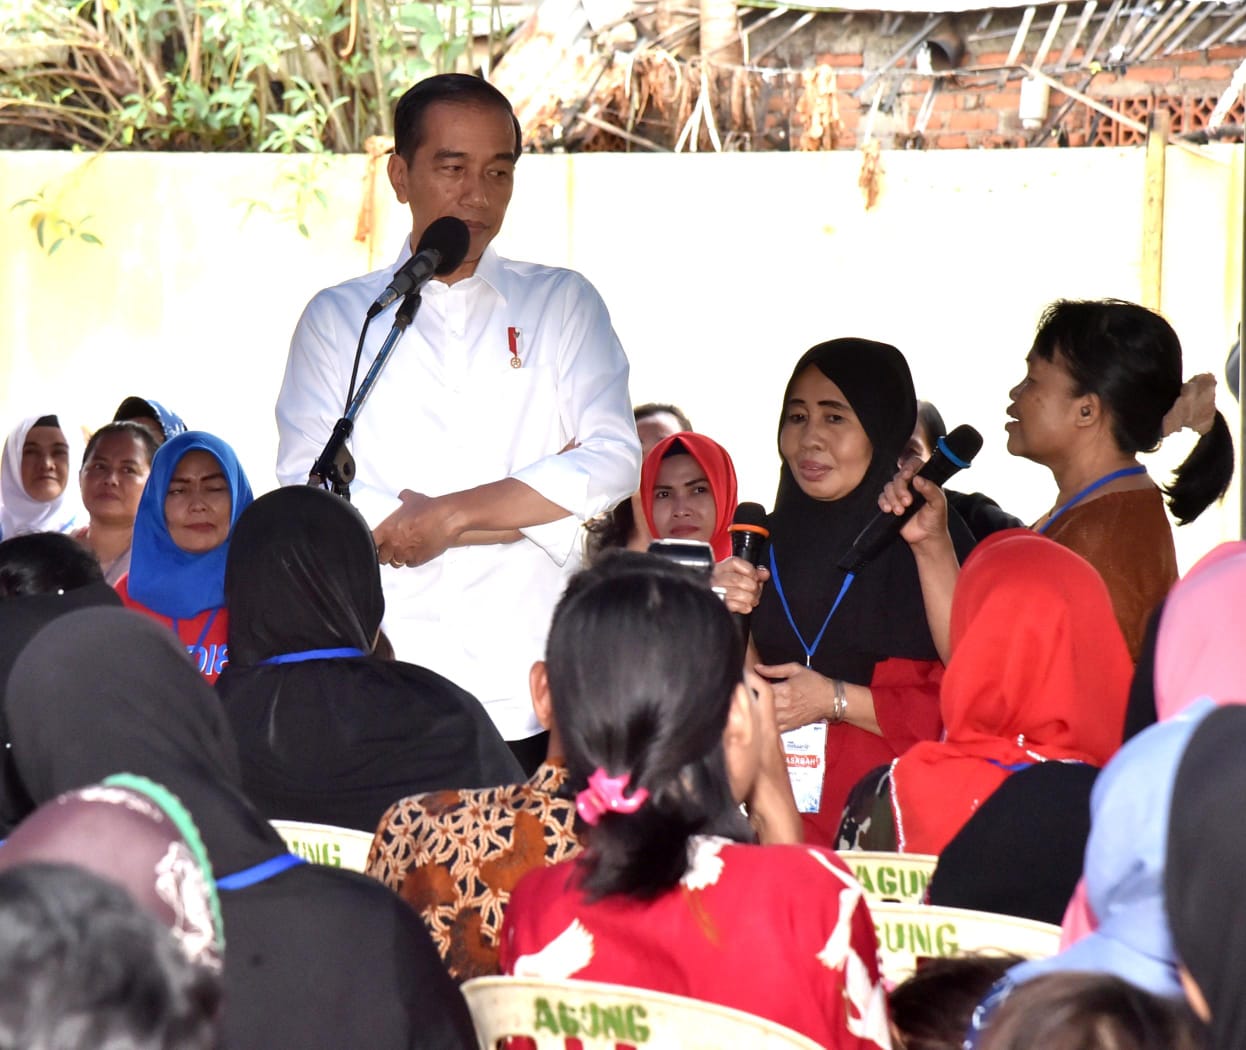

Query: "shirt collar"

xmin=392 ymin=237 xmax=509 ymax=304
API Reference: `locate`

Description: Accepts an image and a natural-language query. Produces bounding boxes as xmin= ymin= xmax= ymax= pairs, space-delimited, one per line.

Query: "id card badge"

xmin=782 ymin=722 xmax=828 ymax=814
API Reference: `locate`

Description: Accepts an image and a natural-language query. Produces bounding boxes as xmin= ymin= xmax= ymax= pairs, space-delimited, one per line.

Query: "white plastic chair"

xmin=269 ymin=819 xmax=374 ymax=873
xmin=460 ymin=976 xmax=823 ymax=1050
xmin=869 ymin=901 xmax=1061 ymax=985
xmin=838 ymin=850 xmax=938 ymax=904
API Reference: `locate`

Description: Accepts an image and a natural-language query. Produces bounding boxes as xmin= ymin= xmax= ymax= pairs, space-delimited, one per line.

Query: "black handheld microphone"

xmin=837 ymin=424 xmax=983 ymax=573
xmin=727 ymin=502 xmax=770 ymax=639
xmin=366 ymin=216 xmax=471 ymax=318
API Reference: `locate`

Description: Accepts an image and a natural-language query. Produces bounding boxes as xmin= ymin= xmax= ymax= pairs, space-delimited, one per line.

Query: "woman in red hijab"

xmin=639 ymin=433 xmax=738 ymax=562
xmin=839 ymin=528 xmax=1132 ymax=855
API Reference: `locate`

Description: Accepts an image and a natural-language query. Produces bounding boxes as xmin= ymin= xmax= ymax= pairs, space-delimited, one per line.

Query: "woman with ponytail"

xmin=1005 ymin=300 xmax=1232 ymax=658
xmin=886 ymin=299 xmax=1233 ymax=662
xmin=499 ymin=553 xmax=890 ymax=1050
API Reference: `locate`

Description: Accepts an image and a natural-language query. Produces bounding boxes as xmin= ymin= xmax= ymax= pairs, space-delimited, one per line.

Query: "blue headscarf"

xmin=113 ymin=396 xmax=188 ymax=442
xmin=126 ymin=432 xmax=253 ymax=619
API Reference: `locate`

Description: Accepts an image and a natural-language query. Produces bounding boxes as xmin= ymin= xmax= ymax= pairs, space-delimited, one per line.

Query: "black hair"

xmin=634 ymin=402 xmax=694 ymax=431
xmin=0 ymin=863 xmax=220 ymax=1050
xmin=660 ymin=437 xmax=691 ymax=461
xmin=392 ymin=74 xmax=522 ymax=163
xmin=31 ymin=415 xmax=59 ymax=430
xmin=545 ymin=550 xmax=751 ymax=900
xmin=979 ymin=972 xmax=1205 ymax=1050
xmin=0 ymin=533 xmax=104 ymax=600
xmin=889 ymin=955 xmax=1021 ymax=1050
xmin=82 ymin=421 xmax=158 ymax=471
xmin=915 ymin=400 xmax=948 ymax=451
xmin=583 ymin=502 xmax=636 ymax=562
xmin=1031 ymin=299 xmax=1234 ymax=525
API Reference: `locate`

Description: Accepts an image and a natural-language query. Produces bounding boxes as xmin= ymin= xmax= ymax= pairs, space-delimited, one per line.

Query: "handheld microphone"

xmin=367 ymin=216 xmax=471 ymax=318
xmin=727 ymin=502 xmax=770 ymax=639
xmin=837 ymin=424 xmax=983 ymax=573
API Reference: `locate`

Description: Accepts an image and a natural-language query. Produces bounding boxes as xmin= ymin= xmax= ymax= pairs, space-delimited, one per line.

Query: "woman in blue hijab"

xmin=118 ymin=431 xmax=253 ymax=682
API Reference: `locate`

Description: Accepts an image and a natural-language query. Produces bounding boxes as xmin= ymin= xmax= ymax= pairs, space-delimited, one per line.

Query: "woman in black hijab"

xmin=217 ymin=486 xmax=520 ymax=832
xmin=751 ymin=338 xmax=973 ymax=845
xmin=0 ymin=534 xmax=121 ymax=835
xmin=1165 ymin=703 xmax=1246 ymax=1050
xmin=4 ymin=606 xmax=475 ymax=1050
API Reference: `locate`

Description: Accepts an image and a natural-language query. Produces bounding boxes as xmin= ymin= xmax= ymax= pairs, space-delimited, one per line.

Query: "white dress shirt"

xmin=276 ymin=243 xmax=641 ymax=740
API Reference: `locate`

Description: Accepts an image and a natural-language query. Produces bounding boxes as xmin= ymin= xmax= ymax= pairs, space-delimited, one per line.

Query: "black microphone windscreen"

xmin=418 ymin=217 xmax=471 ymax=275
xmin=943 ymin=423 xmax=984 ymax=463
xmin=730 ymin=501 xmax=770 ymax=534
xmin=920 ymin=424 xmax=983 ymax=487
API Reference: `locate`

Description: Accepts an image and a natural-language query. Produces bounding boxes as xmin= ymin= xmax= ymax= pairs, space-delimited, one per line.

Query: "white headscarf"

xmin=0 ymin=415 xmax=85 ymax=539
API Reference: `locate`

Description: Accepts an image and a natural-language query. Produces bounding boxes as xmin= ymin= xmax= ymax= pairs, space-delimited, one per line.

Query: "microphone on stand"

xmin=366 ymin=216 xmax=471 ymax=318
xmin=837 ymin=424 xmax=983 ymax=573
xmin=727 ymin=502 xmax=770 ymax=639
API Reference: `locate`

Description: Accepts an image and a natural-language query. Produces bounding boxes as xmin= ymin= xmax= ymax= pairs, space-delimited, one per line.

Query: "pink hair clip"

xmin=575 ymin=768 xmax=649 ymax=826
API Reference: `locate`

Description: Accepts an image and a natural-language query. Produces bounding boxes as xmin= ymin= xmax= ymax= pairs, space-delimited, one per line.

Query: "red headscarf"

xmin=639 ymin=433 xmax=738 ymax=562
xmin=890 ymin=529 xmax=1132 ymax=856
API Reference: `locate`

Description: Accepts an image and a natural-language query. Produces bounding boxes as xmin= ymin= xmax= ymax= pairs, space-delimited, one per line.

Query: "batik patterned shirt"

xmin=366 ymin=762 xmax=580 ymax=980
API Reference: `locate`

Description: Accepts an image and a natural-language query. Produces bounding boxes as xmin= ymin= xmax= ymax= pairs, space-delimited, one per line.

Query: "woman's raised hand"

xmin=879 ymin=457 xmax=950 ymax=550
xmin=711 ymin=556 xmax=770 ymax=616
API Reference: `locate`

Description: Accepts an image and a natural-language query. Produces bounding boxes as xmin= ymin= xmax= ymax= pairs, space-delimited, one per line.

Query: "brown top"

xmin=1042 ymin=487 xmax=1178 ymax=661
xmin=365 ymin=762 xmax=581 ymax=981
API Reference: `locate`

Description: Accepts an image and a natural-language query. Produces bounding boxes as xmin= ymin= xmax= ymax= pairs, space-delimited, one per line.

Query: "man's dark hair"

xmin=633 ymin=402 xmax=693 ymax=431
xmin=0 ymin=533 xmax=103 ymax=600
xmin=0 ymin=863 xmax=221 ymax=1050
xmin=392 ymin=74 xmax=522 ymax=163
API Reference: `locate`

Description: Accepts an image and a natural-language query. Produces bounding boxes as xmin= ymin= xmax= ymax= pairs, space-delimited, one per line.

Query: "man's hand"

xmin=373 ymin=490 xmax=458 ymax=568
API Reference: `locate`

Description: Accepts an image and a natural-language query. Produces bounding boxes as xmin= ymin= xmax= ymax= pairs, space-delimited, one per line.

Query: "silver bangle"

xmin=829 ymin=678 xmax=847 ymax=725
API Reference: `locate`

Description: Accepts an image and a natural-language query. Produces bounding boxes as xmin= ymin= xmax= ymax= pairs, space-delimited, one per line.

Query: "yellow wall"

xmin=1 ymin=144 xmax=1241 ymax=567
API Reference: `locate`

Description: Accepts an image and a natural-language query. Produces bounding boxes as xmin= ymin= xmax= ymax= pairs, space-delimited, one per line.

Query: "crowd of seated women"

xmin=0 ymin=296 xmax=1242 ymax=1049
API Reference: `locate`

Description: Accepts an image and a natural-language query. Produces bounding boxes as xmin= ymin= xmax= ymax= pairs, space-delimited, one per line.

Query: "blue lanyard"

xmin=258 ymin=647 xmax=367 ymax=666
xmin=216 ymin=852 xmax=307 ymax=891
xmin=172 ymin=608 xmax=220 ymax=654
xmin=1038 ymin=466 xmax=1146 ymax=535
xmin=768 ymin=546 xmax=855 ymax=668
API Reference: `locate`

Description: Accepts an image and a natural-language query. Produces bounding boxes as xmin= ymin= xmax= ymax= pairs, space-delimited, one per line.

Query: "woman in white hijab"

xmin=0 ymin=415 xmax=84 ymax=539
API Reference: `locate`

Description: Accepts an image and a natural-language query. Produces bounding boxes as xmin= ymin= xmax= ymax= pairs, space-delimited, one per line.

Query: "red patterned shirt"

xmin=500 ymin=837 xmax=892 ymax=1049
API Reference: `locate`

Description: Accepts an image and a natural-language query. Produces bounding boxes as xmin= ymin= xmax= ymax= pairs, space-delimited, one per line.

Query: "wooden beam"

xmin=1057 ymin=0 xmax=1097 ymax=70
xmin=1031 ymin=2 xmax=1067 ymax=69
xmin=1005 ymin=5 xmax=1036 ymax=66
xmin=1141 ymin=108 xmax=1169 ymax=312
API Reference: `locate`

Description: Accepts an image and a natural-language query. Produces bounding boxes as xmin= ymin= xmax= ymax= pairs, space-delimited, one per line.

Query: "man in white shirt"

xmin=275 ymin=75 xmax=641 ymax=763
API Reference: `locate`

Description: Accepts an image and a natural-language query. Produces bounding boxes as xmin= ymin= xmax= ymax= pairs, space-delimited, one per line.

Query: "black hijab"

xmin=0 ymin=581 xmax=122 ymax=834
xmin=218 ymin=487 xmax=519 ymax=832
xmin=752 ymin=338 xmax=972 ymax=682
xmin=1166 ymin=704 xmax=1246 ymax=1050
xmin=4 ymin=605 xmax=477 ymax=1049
xmin=929 ymin=761 xmax=1099 ymax=925
xmin=5 ymin=606 xmax=286 ymax=876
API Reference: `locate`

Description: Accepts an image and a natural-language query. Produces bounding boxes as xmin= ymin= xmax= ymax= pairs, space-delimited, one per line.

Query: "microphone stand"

xmin=308 ymin=290 xmax=422 ymax=500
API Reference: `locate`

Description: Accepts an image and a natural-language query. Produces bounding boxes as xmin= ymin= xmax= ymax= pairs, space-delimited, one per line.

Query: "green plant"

xmin=10 ymin=187 xmax=104 ymax=255
xmin=0 ymin=0 xmax=514 ymax=153
xmin=238 ymin=152 xmax=333 ymax=236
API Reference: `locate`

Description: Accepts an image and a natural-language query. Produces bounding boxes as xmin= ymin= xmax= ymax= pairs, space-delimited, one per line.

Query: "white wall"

xmin=1 ymin=144 xmax=1241 ymax=568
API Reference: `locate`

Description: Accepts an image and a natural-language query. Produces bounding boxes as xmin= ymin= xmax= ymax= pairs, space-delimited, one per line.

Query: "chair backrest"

xmin=870 ymin=901 xmax=1061 ymax=985
xmin=461 ymin=976 xmax=823 ymax=1050
xmin=269 ymin=819 xmax=374 ymax=872
xmin=839 ymin=850 xmax=938 ymax=904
